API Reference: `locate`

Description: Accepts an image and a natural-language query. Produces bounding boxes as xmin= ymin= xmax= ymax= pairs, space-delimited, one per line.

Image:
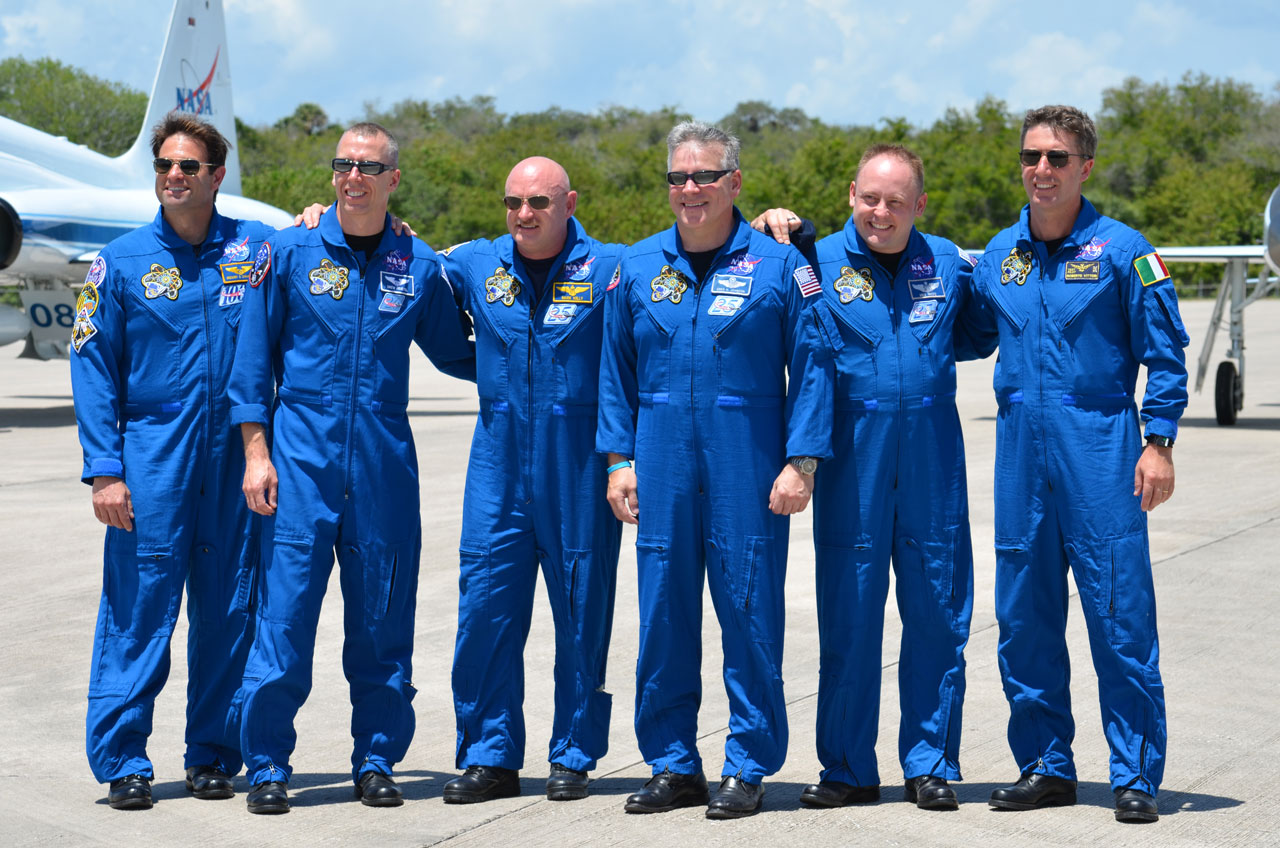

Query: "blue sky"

xmin=3 ymin=0 xmax=1277 ymax=129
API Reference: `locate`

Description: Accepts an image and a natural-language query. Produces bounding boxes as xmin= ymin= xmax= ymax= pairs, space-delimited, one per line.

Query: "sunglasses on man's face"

xmin=1019 ymin=149 xmax=1090 ymax=168
xmin=153 ymin=158 xmax=215 ymax=176
xmin=666 ymin=169 xmax=733 ymax=187
xmin=503 ymin=195 xmax=553 ymax=211
xmin=331 ymin=158 xmax=392 ymax=175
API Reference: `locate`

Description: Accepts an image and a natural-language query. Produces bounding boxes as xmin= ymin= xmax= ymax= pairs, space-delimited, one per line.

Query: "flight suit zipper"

xmin=343 ymin=250 xmax=367 ymax=501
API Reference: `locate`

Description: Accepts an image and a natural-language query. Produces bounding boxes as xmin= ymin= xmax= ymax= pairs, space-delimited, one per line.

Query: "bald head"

xmin=504 ymin=156 xmax=578 ymax=260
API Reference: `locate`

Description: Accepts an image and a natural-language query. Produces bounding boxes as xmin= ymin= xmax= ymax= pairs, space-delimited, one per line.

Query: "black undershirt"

xmin=869 ymin=248 xmax=906 ymax=278
xmin=687 ymin=248 xmax=719 ymax=285
xmin=1038 ymin=237 xmax=1066 ymax=257
xmin=345 ymin=230 xmax=384 ymax=267
xmin=520 ymin=254 xmax=557 ymax=302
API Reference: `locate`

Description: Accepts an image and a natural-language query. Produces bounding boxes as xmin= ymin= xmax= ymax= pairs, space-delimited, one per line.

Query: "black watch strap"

xmin=1145 ymin=434 xmax=1174 ymax=448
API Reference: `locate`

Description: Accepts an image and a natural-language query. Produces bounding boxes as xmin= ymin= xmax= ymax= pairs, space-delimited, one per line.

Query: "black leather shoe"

xmin=799 ymin=780 xmax=879 ymax=807
xmin=706 ymin=776 xmax=764 ymax=819
xmin=246 ymin=781 xmax=290 ymax=814
xmin=108 ymin=774 xmax=152 ymax=810
xmin=1114 ymin=788 xmax=1159 ymax=823
xmin=355 ymin=771 xmax=403 ymax=807
xmin=624 ymin=769 xmax=709 ymax=813
xmin=989 ymin=772 xmax=1077 ymax=810
xmin=443 ymin=765 xmax=520 ymax=804
xmin=546 ymin=763 xmax=589 ymax=801
xmin=185 ymin=765 xmax=234 ymax=800
xmin=905 ymin=775 xmax=958 ymax=810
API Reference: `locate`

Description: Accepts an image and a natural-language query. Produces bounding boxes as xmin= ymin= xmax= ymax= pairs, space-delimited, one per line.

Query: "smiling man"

xmin=70 ymin=114 xmax=273 ymax=810
xmin=229 ymin=122 xmax=476 ymax=814
xmin=967 ymin=105 xmax=1189 ymax=824
xmin=752 ymin=144 xmax=981 ymax=812
xmin=435 ymin=157 xmax=624 ymax=804
xmin=598 ymin=121 xmax=831 ymax=819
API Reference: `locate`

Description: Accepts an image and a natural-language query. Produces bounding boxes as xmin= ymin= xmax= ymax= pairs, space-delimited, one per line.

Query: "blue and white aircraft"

xmin=0 ymin=0 xmax=293 ymax=357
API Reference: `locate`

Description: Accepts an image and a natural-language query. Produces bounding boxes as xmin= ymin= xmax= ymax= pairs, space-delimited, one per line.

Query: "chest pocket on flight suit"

xmin=827 ymin=304 xmax=881 ymax=409
xmin=123 ymin=284 xmax=186 ymax=419
xmin=636 ymin=302 xmax=674 ymax=405
xmin=549 ymin=299 xmax=604 ymax=412
xmin=710 ymin=293 xmax=783 ymax=404
xmin=983 ymin=281 xmax=1029 ymax=391
xmin=470 ymin=297 xmax=516 ymax=411
xmin=281 ymin=270 xmax=341 ymax=404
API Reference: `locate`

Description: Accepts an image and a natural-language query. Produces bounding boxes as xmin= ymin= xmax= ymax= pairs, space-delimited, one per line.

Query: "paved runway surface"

xmin=0 ymin=298 xmax=1276 ymax=847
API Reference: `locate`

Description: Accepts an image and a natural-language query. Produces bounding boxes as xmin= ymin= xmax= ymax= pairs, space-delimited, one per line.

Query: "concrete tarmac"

xmin=0 ymin=298 xmax=1276 ymax=847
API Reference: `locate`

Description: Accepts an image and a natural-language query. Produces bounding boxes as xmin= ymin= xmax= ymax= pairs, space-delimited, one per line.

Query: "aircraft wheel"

xmin=1215 ymin=360 xmax=1240 ymax=425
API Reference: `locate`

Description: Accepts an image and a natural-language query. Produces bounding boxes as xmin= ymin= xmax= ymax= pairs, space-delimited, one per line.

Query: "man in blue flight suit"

xmin=752 ymin=143 xmax=979 ymax=811
xmin=71 ymin=114 xmax=271 ymax=810
xmin=230 ymin=122 xmax=476 ymax=814
xmin=437 ymin=156 xmax=624 ymax=804
xmin=598 ymin=121 xmax=831 ymax=819
xmin=966 ymin=105 xmax=1188 ymax=824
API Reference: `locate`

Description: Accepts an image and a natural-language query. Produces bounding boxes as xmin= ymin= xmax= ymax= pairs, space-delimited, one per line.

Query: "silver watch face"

xmin=792 ymin=457 xmax=818 ymax=475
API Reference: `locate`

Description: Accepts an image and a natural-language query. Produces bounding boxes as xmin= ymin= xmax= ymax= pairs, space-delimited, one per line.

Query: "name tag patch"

xmin=707 ymin=295 xmax=744 ymax=316
xmin=908 ymin=299 xmax=938 ymax=324
xmin=544 ymin=303 xmax=578 ymax=325
xmin=908 ymin=277 xmax=946 ymax=300
xmin=711 ymin=274 xmax=752 ymax=296
xmin=1065 ymin=261 xmax=1100 ymax=282
xmin=380 ymin=272 xmax=415 ymax=296
xmin=379 ymin=293 xmax=406 ymax=313
xmin=552 ymin=281 xmax=593 ymax=304
xmin=219 ymin=260 xmax=253 ymax=287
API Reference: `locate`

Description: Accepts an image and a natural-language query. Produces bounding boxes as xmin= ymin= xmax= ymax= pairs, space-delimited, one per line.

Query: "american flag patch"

xmin=794 ymin=265 xmax=820 ymax=297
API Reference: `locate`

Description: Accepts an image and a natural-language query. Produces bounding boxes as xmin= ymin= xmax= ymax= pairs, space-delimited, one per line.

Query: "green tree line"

xmin=4 ymin=57 xmax=1278 ymax=293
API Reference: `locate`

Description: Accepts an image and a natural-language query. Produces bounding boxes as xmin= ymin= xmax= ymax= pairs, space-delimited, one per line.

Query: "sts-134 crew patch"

xmin=141 ymin=264 xmax=183 ymax=300
xmin=651 ymin=265 xmax=689 ymax=303
xmin=309 ymin=258 xmax=350 ymax=299
xmin=1001 ymin=248 xmax=1032 ymax=286
xmin=485 ymin=267 xmax=522 ymax=306
xmin=833 ymin=266 xmax=874 ymax=304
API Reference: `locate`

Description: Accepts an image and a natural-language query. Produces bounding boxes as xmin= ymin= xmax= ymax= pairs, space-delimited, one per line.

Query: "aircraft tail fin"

xmin=117 ymin=0 xmax=243 ymax=193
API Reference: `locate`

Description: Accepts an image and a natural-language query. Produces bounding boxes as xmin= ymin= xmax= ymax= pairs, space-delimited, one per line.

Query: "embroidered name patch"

xmin=552 ymin=281 xmax=593 ymax=304
xmin=710 ymin=274 xmax=752 ymax=297
xmin=380 ymin=272 xmax=414 ymax=297
xmin=1065 ymin=261 xmax=1100 ymax=282
xmin=909 ymin=277 xmax=946 ymax=300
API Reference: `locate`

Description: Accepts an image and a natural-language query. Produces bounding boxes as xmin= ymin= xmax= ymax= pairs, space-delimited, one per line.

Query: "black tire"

xmin=1215 ymin=360 xmax=1239 ymax=425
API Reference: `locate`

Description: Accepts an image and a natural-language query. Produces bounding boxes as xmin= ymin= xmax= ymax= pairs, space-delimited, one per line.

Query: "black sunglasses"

xmin=503 ymin=195 xmax=552 ymax=211
xmin=332 ymin=158 xmax=392 ymax=175
xmin=1019 ymin=149 xmax=1091 ymax=168
xmin=666 ymin=169 xmax=733 ymax=186
xmin=153 ymin=157 xmax=216 ymax=176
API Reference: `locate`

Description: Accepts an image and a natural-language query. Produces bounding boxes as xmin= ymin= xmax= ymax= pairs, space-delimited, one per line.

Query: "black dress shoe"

xmin=799 ymin=780 xmax=879 ymax=808
xmin=1114 ymin=788 xmax=1159 ymax=823
xmin=623 ymin=769 xmax=709 ymax=813
xmin=905 ymin=775 xmax=958 ymax=810
xmin=185 ymin=765 xmax=234 ymax=800
xmin=546 ymin=763 xmax=589 ymax=801
xmin=108 ymin=774 xmax=152 ymax=810
xmin=246 ymin=781 xmax=290 ymax=814
xmin=443 ymin=765 xmax=520 ymax=804
xmin=989 ymin=772 xmax=1077 ymax=810
xmin=355 ymin=771 xmax=404 ymax=807
xmin=706 ymin=776 xmax=764 ymax=819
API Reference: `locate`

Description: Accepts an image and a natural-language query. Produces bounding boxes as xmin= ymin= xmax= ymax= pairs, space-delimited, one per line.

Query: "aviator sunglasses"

xmin=153 ymin=157 xmax=217 ymax=176
xmin=666 ymin=169 xmax=733 ymax=186
xmin=331 ymin=158 xmax=392 ymax=175
xmin=1019 ymin=149 xmax=1091 ymax=168
xmin=503 ymin=195 xmax=553 ymax=211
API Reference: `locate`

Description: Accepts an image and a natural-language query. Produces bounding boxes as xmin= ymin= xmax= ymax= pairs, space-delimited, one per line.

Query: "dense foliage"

xmin=4 ymin=57 xmax=1277 ymax=293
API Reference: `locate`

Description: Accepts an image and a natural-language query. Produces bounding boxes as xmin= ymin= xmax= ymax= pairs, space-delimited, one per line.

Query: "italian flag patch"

xmin=1134 ymin=252 xmax=1170 ymax=286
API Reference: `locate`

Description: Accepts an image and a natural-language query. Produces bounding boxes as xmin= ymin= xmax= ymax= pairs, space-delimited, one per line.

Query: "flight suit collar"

xmin=842 ymin=216 xmax=927 ymax=275
xmin=318 ymin=205 xmax=404 ymax=260
xmin=151 ymin=206 xmax=232 ymax=254
xmin=1015 ymin=195 xmax=1103 ymax=257
xmin=658 ymin=207 xmax=752 ymax=280
xmin=497 ymin=216 xmax=586 ymax=284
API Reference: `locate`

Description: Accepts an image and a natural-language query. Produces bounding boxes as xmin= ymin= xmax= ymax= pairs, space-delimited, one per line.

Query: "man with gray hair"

xmin=598 ymin=121 xmax=831 ymax=818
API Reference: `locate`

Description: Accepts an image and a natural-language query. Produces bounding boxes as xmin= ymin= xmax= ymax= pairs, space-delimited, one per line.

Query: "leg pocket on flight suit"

xmin=233 ymin=534 xmax=261 ymax=616
xmin=457 ymin=543 xmax=492 ymax=632
xmin=895 ymin=533 xmax=961 ymax=630
xmin=635 ymin=535 xmax=670 ymax=626
xmin=993 ymin=538 xmax=1033 ymax=631
xmin=734 ymin=536 xmax=778 ymax=643
xmin=1101 ymin=530 xmax=1155 ymax=647
xmin=357 ymin=541 xmax=406 ymax=622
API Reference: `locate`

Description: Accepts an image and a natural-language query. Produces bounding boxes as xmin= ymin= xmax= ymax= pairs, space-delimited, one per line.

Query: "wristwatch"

xmin=1145 ymin=434 xmax=1174 ymax=448
xmin=789 ymin=456 xmax=819 ymax=475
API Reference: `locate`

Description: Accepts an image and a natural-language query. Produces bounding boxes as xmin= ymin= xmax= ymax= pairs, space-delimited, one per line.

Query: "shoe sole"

xmin=359 ymin=795 xmax=404 ymax=807
xmin=247 ymin=803 xmax=290 ymax=814
xmin=108 ymin=797 xmax=152 ymax=811
xmin=547 ymin=786 xmax=588 ymax=801
xmin=706 ymin=803 xmax=762 ymax=819
xmin=188 ymin=784 xmax=235 ymax=800
xmin=989 ymin=792 xmax=1077 ymax=811
xmin=905 ymin=788 xmax=958 ymax=810
xmin=443 ymin=788 xmax=520 ymax=804
xmin=624 ymin=793 xmax=710 ymax=814
xmin=1115 ymin=809 xmax=1159 ymax=823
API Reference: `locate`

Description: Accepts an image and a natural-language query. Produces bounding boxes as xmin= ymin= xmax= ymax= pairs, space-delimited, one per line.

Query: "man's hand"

xmin=769 ymin=463 xmax=814 ymax=515
xmin=1134 ymin=443 xmax=1175 ymax=512
xmin=240 ymin=423 xmax=278 ymax=516
xmin=749 ymin=208 xmax=803 ymax=244
xmin=294 ymin=203 xmax=328 ymax=229
xmin=605 ymin=453 xmax=639 ymax=525
xmin=91 ymin=476 xmax=134 ymax=531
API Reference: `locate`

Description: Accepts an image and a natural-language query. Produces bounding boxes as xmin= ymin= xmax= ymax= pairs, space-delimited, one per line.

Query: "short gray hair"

xmin=666 ymin=121 xmax=740 ymax=171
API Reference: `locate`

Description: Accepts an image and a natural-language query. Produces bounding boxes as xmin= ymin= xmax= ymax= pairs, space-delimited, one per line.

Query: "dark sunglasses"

xmin=332 ymin=158 xmax=392 ymax=175
xmin=503 ymin=195 xmax=552 ymax=211
xmin=153 ymin=157 xmax=216 ymax=176
xmin=666 ymin=169 xmax=733 ymax=187
xmin=1019 ymin=149 xmax=1091 ymax=168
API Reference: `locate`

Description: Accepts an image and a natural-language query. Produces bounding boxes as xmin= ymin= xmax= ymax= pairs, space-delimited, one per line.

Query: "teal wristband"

xmin=606 ymin=460 xmax=632 ymax=474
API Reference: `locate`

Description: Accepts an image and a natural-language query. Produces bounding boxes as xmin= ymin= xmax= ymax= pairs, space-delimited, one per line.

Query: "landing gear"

xmin=1214 ymin=360 xmax=1241 ymax=425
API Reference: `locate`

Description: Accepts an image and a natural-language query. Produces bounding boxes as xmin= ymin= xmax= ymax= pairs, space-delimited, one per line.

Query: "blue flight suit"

xmin=229 ymin=207 xmax=476 ymax=787
xmin=597 ymin=210 xmax=832 ymax=783
xmin=804 ymin=219 xmax=977 ymax=787
xmin=70 ymin=208 xmax=270 ymax=783
xmin=440 ymin=218 xmax=624 ymax=773
xmin=966 ymin=198 xmax=1189 ymax=794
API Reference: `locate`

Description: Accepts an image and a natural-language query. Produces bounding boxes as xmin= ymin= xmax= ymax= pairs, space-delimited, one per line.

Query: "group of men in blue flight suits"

xmin=71 ymin=104 xmax=1186 ymax=826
